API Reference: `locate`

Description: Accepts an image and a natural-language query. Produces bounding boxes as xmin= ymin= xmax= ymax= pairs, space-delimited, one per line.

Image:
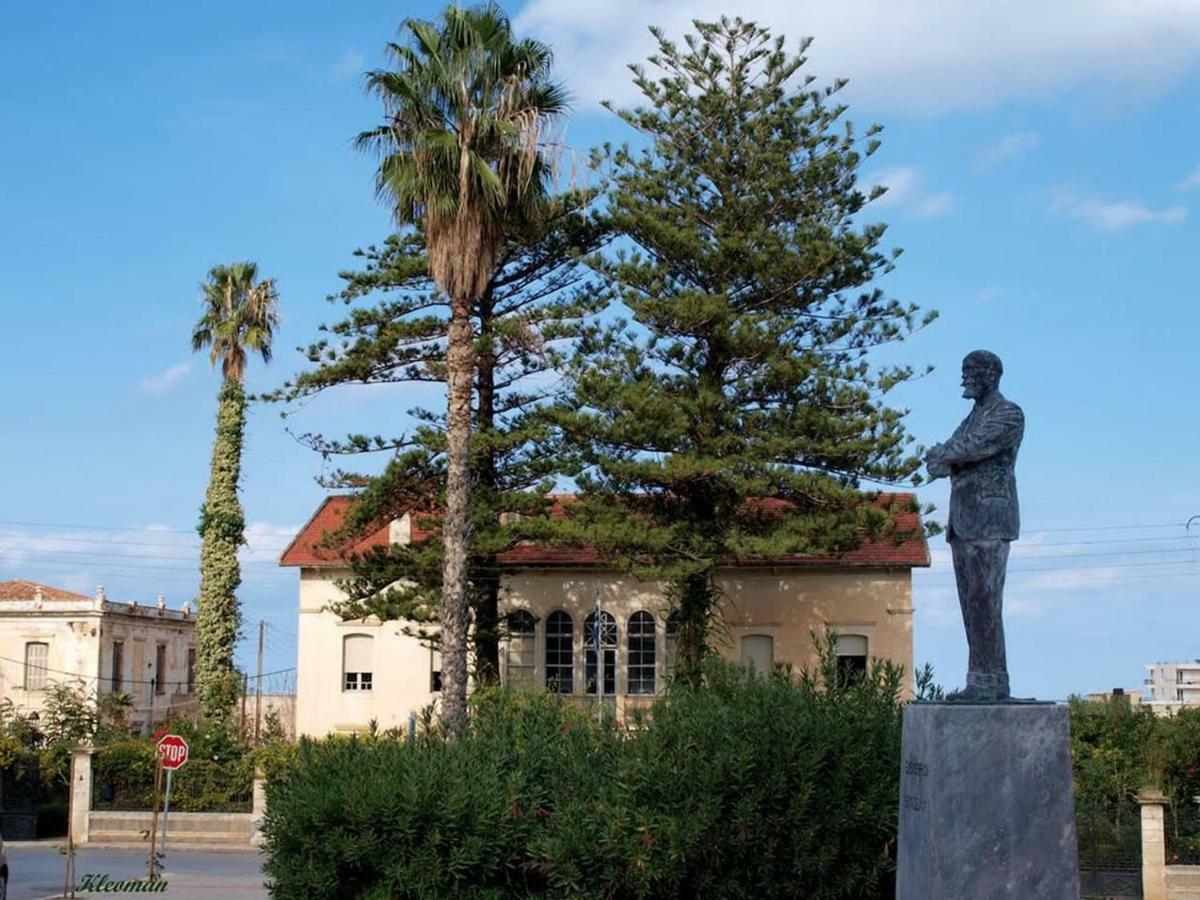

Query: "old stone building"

xmin=0 ymin=579 xmax=197 ymax=731
xmin=280 ymin=495 xmax=929 ymax=737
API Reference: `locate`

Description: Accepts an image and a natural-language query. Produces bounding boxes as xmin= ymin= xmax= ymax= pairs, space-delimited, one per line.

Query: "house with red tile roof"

xmin=0 ymin=580 xmax=196 ymax=730
xmin=280 ymin=494 xmax=929 ymax=736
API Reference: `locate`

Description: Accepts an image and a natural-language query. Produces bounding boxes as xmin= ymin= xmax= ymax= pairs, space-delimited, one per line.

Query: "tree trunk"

xmin=474 ymin=568 xmax=501 ymax=686
xmin=439 ymin=297 xmax=475 ymax=732
xmin=196 ymin=379 xmax=246 ymax=722
xmin=676 ymin=570 xmax=715 ymax=686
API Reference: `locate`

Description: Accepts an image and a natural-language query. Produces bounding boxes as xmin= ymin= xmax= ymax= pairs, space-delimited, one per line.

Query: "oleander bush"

xmin=93 ymin=734 xmax=256 ymax=812
xmin=262 ymin=652 xmax=905 ymax=899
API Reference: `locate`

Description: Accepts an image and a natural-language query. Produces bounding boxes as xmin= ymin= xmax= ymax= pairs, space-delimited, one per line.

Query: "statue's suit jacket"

xmin=941 ymin=391 xmax=1024 ymax=542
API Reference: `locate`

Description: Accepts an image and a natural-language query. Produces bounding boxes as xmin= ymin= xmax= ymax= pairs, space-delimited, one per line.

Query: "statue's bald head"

xmin=961 ymin=350 xmax=1003 ymax=399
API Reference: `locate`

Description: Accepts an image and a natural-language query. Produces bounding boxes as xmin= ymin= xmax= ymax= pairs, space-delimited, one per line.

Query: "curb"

xmin=8 ymin=840 xmax=261 ymax=853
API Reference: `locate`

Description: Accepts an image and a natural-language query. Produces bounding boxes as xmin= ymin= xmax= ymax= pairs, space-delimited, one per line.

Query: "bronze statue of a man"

xmin=926 ymin=350 xmax=1024 ymax=701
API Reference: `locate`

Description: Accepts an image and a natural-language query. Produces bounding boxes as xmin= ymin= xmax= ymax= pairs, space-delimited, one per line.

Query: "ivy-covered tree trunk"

xmin=196 ymin=378 xmax=246 ymax=722
xmin=675 ymin=570 xmax=717 ymax=685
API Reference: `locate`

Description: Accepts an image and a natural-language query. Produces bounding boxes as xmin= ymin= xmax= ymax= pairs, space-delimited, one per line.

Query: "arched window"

xmin=627 ymin=612 xmax=656 ymax=695
xmin=664 ymin=611 xmax=680 ymax=682
xmin=504 ymin=610 xmax=536 ymax=688
xmin=342 ymin=634 xmax=374 ymax=692
xmin=740 ymin=634 xmax=774 ymax=673
xmin=545 ymin=611 xmax=573 ymax=694
xmin=584 ymin=610 xmax=617 ymax=696
xmin=835 ymin=634 xmax=868 ymax=686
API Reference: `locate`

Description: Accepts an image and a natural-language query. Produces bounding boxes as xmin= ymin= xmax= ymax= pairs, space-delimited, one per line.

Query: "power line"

xmin=0 ymin=548 xmax=289 ymax=569
xmin=0 ymin=655 xmax=295 ymax=687
xmin=920 ymin=558 xmax=1198 ymax=578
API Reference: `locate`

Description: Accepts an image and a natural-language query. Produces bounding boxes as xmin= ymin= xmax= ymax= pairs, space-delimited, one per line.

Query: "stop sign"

xmin=156 ymin=734 xmax=189 ymax=771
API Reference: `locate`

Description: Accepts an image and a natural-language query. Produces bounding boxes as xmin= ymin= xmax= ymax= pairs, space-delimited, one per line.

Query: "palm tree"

xmin=191 ymin=262 xmax=279 ymax=723
xmin=356 ymin=2 xmax=567 ymax=731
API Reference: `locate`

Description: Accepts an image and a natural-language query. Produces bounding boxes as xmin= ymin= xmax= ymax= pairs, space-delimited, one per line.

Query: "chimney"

xmin=388 ymin=513 xmax=413 ymax=546
xmin=182 ymin=601 xmax=191 ymax=619
xmin=156 ymin=594 xmax=166 ymax=613
xmin=33 ymin=585 xmax=44 ymax=607
xmin=94 ymin=585 xmax=106 ymax=611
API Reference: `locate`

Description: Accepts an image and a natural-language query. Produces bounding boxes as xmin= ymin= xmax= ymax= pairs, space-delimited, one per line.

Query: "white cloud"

xmin=913 ymin=191 xmax=957 ymax=218
xmin=865 ymin=167 xmax=957 ymax=219
xmin=515 ymin=1 xmax=1200 ymax=115
xmin=332 ymin=49 xmax=366 ymax=82
xmin=1179 ymin=164 xmax=1200 ymax=188
xmin=138 ymin=361 xmax=192 ymax=396
xmin=976 ymin=131 xmax=1039 ymax=170
xmin=1049 ymin=189 xmax=1188 ymax=231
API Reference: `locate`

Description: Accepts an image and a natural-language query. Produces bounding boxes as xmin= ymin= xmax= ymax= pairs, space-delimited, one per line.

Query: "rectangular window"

xmin=24 ymin=642 xmax=48 ymax=691
xmin=343 ymin=634 xmax=373 ymax=692
xmin=186 ymin=648 xmax=196 ymax=694
xmin=111 ymin=641 xmax=124 ymax=693
xmin=155 ymin=643 xmax=167 ymax=695
xmin=835 ymin=634 xmax=869 ymax=687
xmin=741 ymin=634 xmax=774 ymax=673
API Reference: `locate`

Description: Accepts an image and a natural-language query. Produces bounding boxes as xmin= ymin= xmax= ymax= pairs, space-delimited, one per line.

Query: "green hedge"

xmin=262 ymin=658 xmax=903 ymax=899
xmin=93 ymin=738 xmax=255 ymax=812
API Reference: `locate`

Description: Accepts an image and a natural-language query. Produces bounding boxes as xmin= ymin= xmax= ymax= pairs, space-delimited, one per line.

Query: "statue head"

xmin=961 ymin=350 xmax=1003 ymax=399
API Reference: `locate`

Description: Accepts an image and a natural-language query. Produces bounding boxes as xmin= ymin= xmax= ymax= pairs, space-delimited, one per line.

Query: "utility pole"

xmin=254 ymin=620 xmax=265 ymax=743
xmin=240 ymin=672 xmax=248 ymax=738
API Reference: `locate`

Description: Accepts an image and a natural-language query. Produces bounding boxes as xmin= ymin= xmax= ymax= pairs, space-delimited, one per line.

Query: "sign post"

xmin=153 ymin=734 xmax=189 ymax=873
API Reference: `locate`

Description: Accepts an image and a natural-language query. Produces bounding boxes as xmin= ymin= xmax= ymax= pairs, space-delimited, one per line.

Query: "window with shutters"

xmin=343 ymin=634 xmax=374 ymax=692
xmin=111 ymin=641 xmax=124 ymax=692
xmin=835 ymin=634 xmax=869 ymax=686
xmin=740 ymin=634 xmax=774 ymax=673
xmin=186 ymin=648 xmax=196 ymax=694
xmin=155 ymin=643 xmax=167 ymax=695
xmin=24 ymin=642 xmax=48 ymax=691
xmin=504 ymin=610 xmax=536 ymax=687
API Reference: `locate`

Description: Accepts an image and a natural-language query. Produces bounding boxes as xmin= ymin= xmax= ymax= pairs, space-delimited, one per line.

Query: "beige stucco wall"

xmin=295 ymin=565 xmax=914 ymax=738
xmin=0 ymin=596 xmax=196 ymax=728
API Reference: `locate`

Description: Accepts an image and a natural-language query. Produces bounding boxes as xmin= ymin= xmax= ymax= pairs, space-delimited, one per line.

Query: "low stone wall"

xmin=69 ymin=747 xmax=266 ymax=848
xmin=1167 ymin=866 xmax=1200 ymax=900
xmin=88 ymin=810 xmax=254 ymax=845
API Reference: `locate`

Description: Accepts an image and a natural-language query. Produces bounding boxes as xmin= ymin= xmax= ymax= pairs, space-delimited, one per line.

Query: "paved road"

xmin=4 ymin=844 xmax=269 ymax=899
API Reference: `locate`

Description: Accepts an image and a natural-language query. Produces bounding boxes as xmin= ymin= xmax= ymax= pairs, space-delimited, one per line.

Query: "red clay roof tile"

xmin=279 ymin=494 xmax=930 ymax=570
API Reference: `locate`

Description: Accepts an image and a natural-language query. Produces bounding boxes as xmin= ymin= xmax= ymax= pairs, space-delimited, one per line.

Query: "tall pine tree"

xmin=273 ymin=191 xmax=607 ymax=685
xmin=545 ymin=19 xmax=935 ymax=682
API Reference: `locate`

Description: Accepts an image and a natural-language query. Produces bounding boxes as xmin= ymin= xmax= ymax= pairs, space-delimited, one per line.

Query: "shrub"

xmin=262 ymin=655 xmax=903 ymax=899
xmin=93 ymin=737 xmax=254 ymax=812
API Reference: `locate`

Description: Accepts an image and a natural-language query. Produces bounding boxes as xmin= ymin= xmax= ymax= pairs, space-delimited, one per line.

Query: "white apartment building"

xmin=1143 ymin=660 xmax=1200 ymax=714
xmin=0 ymin=580 xmax=197 ymax=731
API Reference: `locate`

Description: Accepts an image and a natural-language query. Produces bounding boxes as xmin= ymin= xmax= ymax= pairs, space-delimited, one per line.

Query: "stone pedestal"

xmin=896 ymin=703 xmax=1081 ymax=900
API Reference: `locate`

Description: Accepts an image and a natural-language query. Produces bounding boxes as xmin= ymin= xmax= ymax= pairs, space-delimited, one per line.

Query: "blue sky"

xmin=1 ymin=1 xmax=1198 ymax=698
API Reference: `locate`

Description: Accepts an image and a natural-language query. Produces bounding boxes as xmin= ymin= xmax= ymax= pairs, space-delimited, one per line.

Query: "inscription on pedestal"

xmin=896 ymin=704 xmax=1081 ymax=900
xmin=902 ymin=757 xmax=929 ymax=812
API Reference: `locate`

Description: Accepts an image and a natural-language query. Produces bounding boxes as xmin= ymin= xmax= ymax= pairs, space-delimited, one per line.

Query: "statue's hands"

xmin=926 ymin=443 xmax=950 ymax=480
